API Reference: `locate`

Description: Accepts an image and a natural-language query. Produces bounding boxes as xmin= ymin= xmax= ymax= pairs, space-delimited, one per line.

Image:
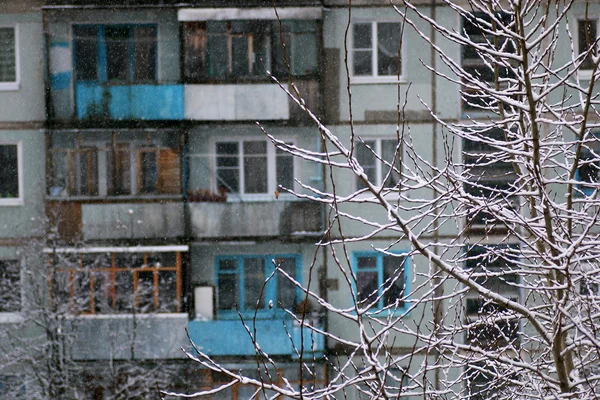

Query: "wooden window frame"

xmin=48 ymin=251 xmax=182 ymax=315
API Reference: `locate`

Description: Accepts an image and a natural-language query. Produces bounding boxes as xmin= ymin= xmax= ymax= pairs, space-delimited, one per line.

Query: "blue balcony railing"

xmin=187 ymin=318 xmax=325 ymax=357
xmin=75 ymin=82 xmax=184 ymax=121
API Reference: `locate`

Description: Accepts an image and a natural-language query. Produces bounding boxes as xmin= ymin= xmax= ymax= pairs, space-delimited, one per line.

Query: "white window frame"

xmin=354 ymin=137 xmax=402 ymax=192
xmin=350 ymin=21 xmax=405 ymax=84
xmin=575 ymin=17 xmax=599 ymax=81
xmin=212 ymin=137 xmax=297 ymax=200
xmin=0 ymin=141 xmax=23 ymax=206
xmin=0 ymin=25 xmax=19 ymax=91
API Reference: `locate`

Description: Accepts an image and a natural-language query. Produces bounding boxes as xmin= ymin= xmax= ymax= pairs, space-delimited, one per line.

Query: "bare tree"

xmin=0 ymin=215 xmax=179 ymax=399
xmin=165 ymin=0 xmax=600 ymax=399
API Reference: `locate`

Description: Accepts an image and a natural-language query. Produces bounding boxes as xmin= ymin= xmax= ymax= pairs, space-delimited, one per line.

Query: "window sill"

xmin=75 ymin=313 xmax=188 ymax=319
xmin=0 ymin=198 xmax=23 ymax=206
xmin=578 ymin=69 xmax=594 ymax=81
xmin=350 ymin=76 xmax=407 ymax=85
xmin=224 ymin=193 xmax=301 ymax=203
xmin=0 ymin=312 xmax=23 ymax=323
xmin=0 ymin=82 xmax=19 ymax=91
xmin=46 ymin=194 xmax=183 ymax=202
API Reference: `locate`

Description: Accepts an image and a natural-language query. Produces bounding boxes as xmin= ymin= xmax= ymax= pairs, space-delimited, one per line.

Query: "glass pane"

xmin=136 ymin=271 xmax=155 ymax=313
xmin=73 ymin=26 xmax=97 ymax=81
xmin=272 ymin=31 xmax=292 ymax=76
xmin=208 ymin=34 xmax=228 ymax=77
xmin=294 ymin=32 xmax=318 ymax=75
xmin=0 ymin=145 xmax=18 ymax=198
xmin=232 ymin=36 xmax=250 ymax=76
xmin=243 ymin=257 xmax=265 ymax=310
xmin=93 ymin=270 xmax=113 ymax=313
xmin=217 ymin=169 xmax=239 ymax=193
xmin=108 ymin=144 xmax=131 ymax=195
xmin=243 ymin=141 xmax=267 ymax=155
xmin=218 ymin=273 xmax=238 ymax=310
xmin=0 ymin=261 xmax=19 ymax=312
xmin=50 ymin=152 xmax=68 ymax=196
xmin=140 ymin=151 xmax=157 ymax=193
xmin=132 ymin=26 xmax=156 ymax=81
xmin=219 ymin=259 xmax=237 ymax=271
xmin=383 ymin=255 xmax=405 ymax=307
xmin=158 ymin=271 xmax=178 ymax=312
xmin=243 ymin=142 xmax=268 ymax=194
xmin=357 ymin=256 xmax=377 ymax=270
xmin=115 ymin=271 xmax=133 ymax=312
xmin=183 ymin=22 xmax=207 ymax=81
xmin=357 ymin=270 xmax=378 ymax=304
xmin=579 ymin=19 xmax=597 ymax=70
xmin=377 ymin=23 xmax=401 ymax=76
xmin=216 ymin=143 xmax=239 ymax=167
xmin=353 ymin=50 xmax=372 ymax=76
xmin=276 ymin=149 xmax=294 ymax=189
xmin=75 ymin=149 xmax=98 ymax=196
xmin=253 ymin=28 xmax=271 ymax=75
xmin=381 ymin=139 xmax=401 ymax=187
xmin=73 ymin=270 xmax=91 ymax=313
xmin=356 ymin=141 xmax=376 ymax=190
xmin=106 ymin=26 xmax=130 ymax=81
xmin=276 ymin=257 xmax=296 ymax=310
xmin=353 ymin=23 xmax=372 ymax=49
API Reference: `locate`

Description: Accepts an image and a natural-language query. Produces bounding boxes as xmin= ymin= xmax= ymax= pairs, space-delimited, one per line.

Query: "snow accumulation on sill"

xmin=76 ymin=313 xmax=188 ymax=320
xmin=0 ymin=313 xmax=24 ymax=323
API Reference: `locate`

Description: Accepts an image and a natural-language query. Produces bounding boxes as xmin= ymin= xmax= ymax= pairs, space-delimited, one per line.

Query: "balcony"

xmin=188 ymin=200 xmax=321 ymax=239
xmin=187 ymin=318 xmax=324 ymax=357
xmin=183 ymin=80 xmax=318 ymax=122
xmin=82 ymin=202 xmax=184 ymax=240
xmin=48 ymin=201 xmax=185 ymax=241
xmin=71 ymin=313 xmax=189 ymax=360
xmin=75 ymin=83 xmax=184 ymax=121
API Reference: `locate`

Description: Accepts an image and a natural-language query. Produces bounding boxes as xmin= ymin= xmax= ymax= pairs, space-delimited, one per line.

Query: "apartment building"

xmin=0 ymin=0 xmax=598 ymax=398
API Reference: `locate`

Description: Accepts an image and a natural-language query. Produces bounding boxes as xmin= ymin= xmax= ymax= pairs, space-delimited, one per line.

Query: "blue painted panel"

xmin=50 ymin=72 xmax=71 ymax=90
xmin=75 ymin=83 xmax=183 ymax=121
xmin=188 ymin=319 xmax=324 ymax=357
xmin=131 ymin=85 xmax=184 ymax=120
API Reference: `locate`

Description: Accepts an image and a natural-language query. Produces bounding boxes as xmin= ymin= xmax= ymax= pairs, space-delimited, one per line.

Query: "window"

xmin=0 ymin=143 xmax=22 ymax=205
xmin=464 ymin=245 xmax=520 ymax=348
xmin=355 ymin=139 xmax=401 ymax=191
xmin=352 ymin=252 xmax=409 ymax=312
xmin=49 ymin=251 xmax=183 ymax=314
xmin=461 ymin=13 xmax=515 ymax=110
xmin=215 ymin=255 xmax=299 ymax=318
xmin=48 ymin=132 xmax=181 ymax=198
xmin=463 ymin=128 xmax=516 ymax=227
xmin=465 ymin=363 xmax=513 ymax=400
xmin=0 ymin=260 xmax=20 ymax=313
xmin=73 ymin=25 xmax=157 ymax=83
xmin=0 ymin=26 xmax=18 ymax=90
xmin=351 ymin=22 xmax=402 ymax=81
xmin=576 ymin=133 xmax=600 ymax=196
xmin=578 ymin=18 xmax=598 ymax=72
xmin=183 ymin=20 xmax=318 ymax=82
xmin=215 ymin=140 xmax=294 ymax=196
